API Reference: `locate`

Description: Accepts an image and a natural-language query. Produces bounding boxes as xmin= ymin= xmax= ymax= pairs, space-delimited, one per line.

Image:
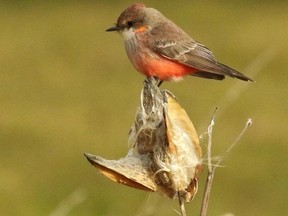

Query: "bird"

xmin=106 ymin=3 xmax=253 ymax=83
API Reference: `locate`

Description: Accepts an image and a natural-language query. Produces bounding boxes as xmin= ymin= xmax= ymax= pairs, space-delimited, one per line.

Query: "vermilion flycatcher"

xmin=106 ymin=3 xmax=252 ymax=82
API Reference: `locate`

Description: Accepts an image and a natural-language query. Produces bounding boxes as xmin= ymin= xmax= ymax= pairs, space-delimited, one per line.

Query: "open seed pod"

xmin=85 ymin=77 xmax=202 ymax=202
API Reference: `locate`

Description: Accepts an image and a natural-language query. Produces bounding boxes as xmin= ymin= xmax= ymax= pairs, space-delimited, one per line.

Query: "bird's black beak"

xmin=106 ymin=26 xmax=120 ymax=32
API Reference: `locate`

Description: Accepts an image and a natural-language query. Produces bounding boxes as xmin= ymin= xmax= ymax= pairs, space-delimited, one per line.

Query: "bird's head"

xmin=106 ymin=3 xmax=161 ymax=39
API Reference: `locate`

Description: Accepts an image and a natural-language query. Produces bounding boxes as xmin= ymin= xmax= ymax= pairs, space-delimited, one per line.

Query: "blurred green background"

xmin=0 ymin=0 xmax=287 ymax=215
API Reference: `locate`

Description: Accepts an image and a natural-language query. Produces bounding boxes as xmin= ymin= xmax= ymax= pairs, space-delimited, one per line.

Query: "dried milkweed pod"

xmin=153 ymin=90 xmax=202 ymax=202
xmin=85 ymin=77 xmax=202 ymax=202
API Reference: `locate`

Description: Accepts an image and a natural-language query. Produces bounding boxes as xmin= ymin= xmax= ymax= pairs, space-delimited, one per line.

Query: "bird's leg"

xmin=149 ymin=76 xmax=163 ymax=87
xmin=152 ymin=76 xmax=163 ymax=87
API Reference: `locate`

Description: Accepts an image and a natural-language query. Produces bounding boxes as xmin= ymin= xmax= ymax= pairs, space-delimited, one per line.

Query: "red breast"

xmin=140 ymin=56 xmax=198 ymax=81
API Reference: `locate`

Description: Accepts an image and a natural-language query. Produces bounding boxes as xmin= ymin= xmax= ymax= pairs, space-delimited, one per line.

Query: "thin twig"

xmin=200 ymin=108 xmax=217 ymax=216
xmin=178 ymin=191 xmax=187 ymax=216
xmin=200 ymin=117 xmax=252 ymax=216
xmin=207 ymin=107 xmax=218 ymax=173
xmin=201 ymin=118 xmax=252 ymax=216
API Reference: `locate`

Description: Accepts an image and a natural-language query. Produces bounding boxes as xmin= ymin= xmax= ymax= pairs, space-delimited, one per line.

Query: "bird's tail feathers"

xmin=218 ymin=63 xmax=253 ymax=82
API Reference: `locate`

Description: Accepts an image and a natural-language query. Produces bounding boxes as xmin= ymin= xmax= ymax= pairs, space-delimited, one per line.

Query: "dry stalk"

xmin=200 ymin=114 xmax=252 ymax=216
xmin=178 ymin=191 xmax=187 ymax=216
xmin=200 ymin=108 xmax=217 ymax=216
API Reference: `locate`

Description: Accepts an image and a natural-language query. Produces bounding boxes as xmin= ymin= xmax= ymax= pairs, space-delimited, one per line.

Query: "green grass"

xmin=0 ymin=1 xmax=287 ymax=215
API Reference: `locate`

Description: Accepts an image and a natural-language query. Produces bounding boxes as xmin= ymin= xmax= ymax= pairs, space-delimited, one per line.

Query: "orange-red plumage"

xmin=140 ymin=56 xmax=198 ymax=81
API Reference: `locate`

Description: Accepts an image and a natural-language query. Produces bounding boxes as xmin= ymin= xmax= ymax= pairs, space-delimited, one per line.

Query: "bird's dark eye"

xmin=127 ymin=21 xmax=134 ymax=28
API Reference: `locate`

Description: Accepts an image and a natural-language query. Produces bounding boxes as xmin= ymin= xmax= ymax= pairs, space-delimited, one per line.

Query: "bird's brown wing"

xmin=152 ymin=39 xmax=252 ymax=81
